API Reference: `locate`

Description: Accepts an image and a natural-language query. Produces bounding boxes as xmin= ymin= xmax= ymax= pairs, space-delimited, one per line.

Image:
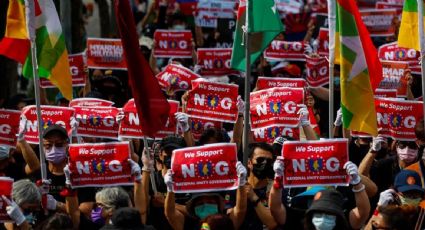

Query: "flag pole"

xmin=243 ymin=0 xmax=251 ymax=166
xmin=327 ymin=0 xmax=336 ymax=138
xmin=25 ymin=0 xmax=48 ymax=181
xmin=418 ymin=0 xmax=425 ymax=123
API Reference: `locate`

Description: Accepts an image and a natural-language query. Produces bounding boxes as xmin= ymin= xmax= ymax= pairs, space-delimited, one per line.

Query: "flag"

xmin=115 ymin=0 xmax=170 ymax=137
xmin=397 ymin=0 xmax=425 ymax=51
xmin=0 ymin=0 xmax=30 ymax=64
xmin=22 ymin=0 xmax=73 ymax=100
xmin=336 ymin=0 xmax=382 ymax=136
xmin=230 ymin=0 xmax=284 ymax=72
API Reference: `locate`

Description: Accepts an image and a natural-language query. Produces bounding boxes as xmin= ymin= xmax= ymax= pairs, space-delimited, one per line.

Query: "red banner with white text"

xmin=69 ymin=98 xmax=115 ymax=107
xmin=40 ymin=53 xmax=86 ymax=88
xmin=0 ymin=110 xmax=20 ymax=148
xmin=256 ymin=77 xmax=306 ymax=90
xmin=156 ymin=64 xmax=200 ymax=96
xmin=87 ymin=38 xmax=127 ymax=70
xmin=153 ymin=30 xmax=193 ymax=58
xmin=253 ymin=126 xmax=300 ymax=144
xmin=379 ymin=60 xmax=410 ymax=98
xmin=317 ymin=28 xmax=329 ymax=57
xmin=190 ymin=117 xmax=223 ymax=141
xmin=306 ymin=56 xmax=329 ymax=87
xmin=196 ymin=48 xmax=238 ymax=76
xmin=0 ymin=177 xmax=13 ymax=223
xmin=74 ymin=107 xmax=120 ymax=139
xmin=360 ymin=9 xmax=397 ymax=37
xmin=378 ymin=42 xmax=421 ymax=74
xmin=264 ymin=41 xmax=306 ymax=61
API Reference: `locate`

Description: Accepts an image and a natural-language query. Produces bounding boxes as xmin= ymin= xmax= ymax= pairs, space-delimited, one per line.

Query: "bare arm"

xmin=349 ymin=183 xmax=371 ymax=229
xmin=164 ymin=192 xmax=185 ymax=230
xmin=228 ymin=186 xmax=247 ymax=229
xmin=302 ymin=124 xmax=319 ymax=140
xmin=66 ymin=194 xmax=80 ymax=230
xmin=231 ymin=116 xmax=243 ymax=152
xmin=269 ymin=185 xmax=286 ymax=225
xmin=18 ymin=140 xmax=40 ymax=175
xmin=361 ymin=175 xmax=378 ymax=198
xmin=308 ymin=87 xmax=329 ymax=101
xmin=248 ymin=186 xmax=277 ymax=230
xmin=358 ymin=151 xmax=376 ymax=178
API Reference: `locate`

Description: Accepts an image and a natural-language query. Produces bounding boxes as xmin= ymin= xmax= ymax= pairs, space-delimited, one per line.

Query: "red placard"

xmin=350 ymin=131 xmax=372 ymax=138
xmin=190 ymin=117 xmax=223 ymax=141
xmin=87 ymin=38 xmax=127 ymax=70
xmin=119 ymin=99 xmax=179 ymax=139
xmin=375 ymin=98 xmax=424 ymax=141
xmin=69 ymin=98 xmax=115 ymax=107
xmin=0 ymin=110 xmax=20 ymax=148
xmin=186 ymin=79 xmax=239 ymax=123
xmin=74 ymin=107 xmax=120 ymax=139
xmin=40 ymin=53 xmax=87 ymax=88
xmin=375 ymin=88 xmax=397 ymax=98
xmin=360 ymin=9 xmax=397 ymax=37
xmin=379 ymin=60 xmax=409 ymax=97
xmin=153 ymin=30 xmax=193 ymax=58
xmin=282 ymin=139 xmax=349 ymax=188
xmin=378 ymin=42 xmax=421 ymax=74
xmin=256 ymin=77 xmax=306 ymax=90
xmin=306 ymin=56 xmax=329 ymax=87
xmin=264 ymin=40 xmax=306 ymax=61
xmin=375 ymin=2 xmax=403 ymax=15
xmin=250 ymin=87 xmax=304 ymax=129
xmin=252 ymin=126 xmax=300 ymax=144
xmin=0 ymin=177 xmax=13 ymax=223
xmin=67 ymin=142 xmax=132 ymax=188
xmin=21 ymin=106 xmax=75 ymax=144
xmin=196 ymin=48 xmax=238 ymax=76
xmin=156 ymin=64 xmax=200 ymax=96
xmin=317 ymin=28 xmax=329 ymax=57
xmin=171 ymin=143 xmax=238 ymax=193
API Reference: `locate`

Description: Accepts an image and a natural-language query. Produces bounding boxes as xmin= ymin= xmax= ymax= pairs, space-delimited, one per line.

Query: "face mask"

xmin=91 ymin=207 xmax=106 ymax=225
xmin=194 ymin=204 xmax=218 ymax=220
xmin=172 ymin=25 xmax=186 ymax=30
xmin=252 ymin=162 xmax=274 ymax=179
xmin=0 ymin=145 xmax=10 ymax=160
xmin=397 ymin=147 xmax=418 ymax=163
xmin=45 ymin=146 xmax=67 ymax=164
xmin=400 ymin=196 xmax=422 ymax=206
xmin=357 ymin=143 xmax=371 ymax=154
xmin=312 ymin=213 xmax=337 ymax=230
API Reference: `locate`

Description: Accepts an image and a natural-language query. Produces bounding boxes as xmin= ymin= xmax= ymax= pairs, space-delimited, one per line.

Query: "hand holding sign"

xmin=164 ymin=169 xmax=174 ymax=192
xmin=128 ymin=159 xmax=142 ymax=183
xmin=2 ymin=195 xmax=25 ymax=226
xmin=297 ymin=105 xmax=310 ymax=127
xmin=236 ymin=161 xmax=247 ymax=187
xmin=343 ymin=161 xmax=361 ymax=185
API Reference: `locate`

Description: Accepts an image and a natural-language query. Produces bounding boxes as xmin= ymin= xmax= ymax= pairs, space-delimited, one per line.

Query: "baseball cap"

xmin=160 ymin=135 xmax=186 ymax=151
xmin=394 ymin=170 xmax=425 ymax=194
xmin=43 ymin=124 xmax=68 ymax=139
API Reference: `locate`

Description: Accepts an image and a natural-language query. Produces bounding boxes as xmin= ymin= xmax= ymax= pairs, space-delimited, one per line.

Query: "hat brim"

xmin=397 ymin=184 xmax=425 ymax=194
xmin=43 ymin=126 xmax=68 ymax=139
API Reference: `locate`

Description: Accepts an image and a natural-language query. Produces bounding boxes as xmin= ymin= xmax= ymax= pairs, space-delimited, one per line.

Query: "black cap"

xmin=43 ymin=124 xmax=68 ymax=139
xmin=306 ymin=190 xmax=348 ymax=226
xmin=100 ymin=208 xmax=156 ymax=230
xmin=160 ymin=135 xmax=186 ymax=151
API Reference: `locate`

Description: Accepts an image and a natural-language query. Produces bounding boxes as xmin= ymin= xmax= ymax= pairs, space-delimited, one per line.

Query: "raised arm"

xmin=269 ymin=157 xmax=286 ymax=226
xmin=17 ymin=118 xmax=40 ymax=174
xmin=228 ymin=162 xmax=247 ymax=229
xmin=163 ymin=170 xmax=185 ymax=230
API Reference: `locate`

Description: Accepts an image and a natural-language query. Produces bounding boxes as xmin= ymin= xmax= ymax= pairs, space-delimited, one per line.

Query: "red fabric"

xmin=337 ymin=0 xmax=382 ymax=92
xmin=114 ymin=0 xmax=170 ymax=137
xmin=0 ymin=37 xmax=30 ymax=64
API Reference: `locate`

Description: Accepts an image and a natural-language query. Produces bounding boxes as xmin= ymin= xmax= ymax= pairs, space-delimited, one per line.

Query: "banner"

xmin=375 ymin=88 xmax=397 ymax=98
xmin=86 ymin=38 xmax=127 ymax=70
xmin=0 ymin=177 xmax=13 ymax=223
xmin=264 ymin=41 xmax=307 ymax=61
xmin=69 ymin=98 xmax=115 ymax=107
xmin=360 ymin=9 xmax=397 ymax=37
xmin=379 ymin=60 xmax=409 ymax=98
xmin=306 ymin=56 xmax=329 ymax=87
xmin=375 ymin=2 xmax=403 ymax=15
xmin=40 ymin=53 xmax=86 ymax=88
xmin=190 ymin=117 xmax=223 ymax=141
xmin=282 ymin=139 xmax=349 ymax=188
xmin=275 ymin=0 xmax=303 ymax=17
xmin=153 ymin=30 xmax=193 ymax=58
xmin=74 ymin=107 xmax=120 ymax=139
xmin=195 ymin=17 xmax=217 ymax=28
xmin=119 ymin=99 xmax=179 ymax=139
xmin=196 ymin=0 xmax=236 ymax=19
xmin=253 ymin=126 xmax=300 ymax=144
xmin=317 ymin=28 xmax=329 ymax=57
xmin=375 ymin=98 xmax=424 ymax=141
xmin=250 ymin=87 xmax=304 ymax=129
xmin=156 ymin=64 xmax=200 ymax=96
xmin=197 ymin=48 xmax=238 ymax=76
xmin=186 ymin=80 xmax=239 ymax=123
xmin=256 ymin=77 xmax=306 ymax=90
xmin=0 ymin=110 xmax=20 ymax=148
xmin=378 ymin=42 xmax=421 ymax=74
xmin=171 ymin=143 xmax=238 ymax=193
xmin=21 ymin=106 xmax=75 ymax=144
xmin=67 ymin=142 xmax=132 ymax=188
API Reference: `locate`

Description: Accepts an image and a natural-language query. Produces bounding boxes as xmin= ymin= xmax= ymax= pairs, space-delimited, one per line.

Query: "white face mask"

xmin=397 ymin=147 xmax=418 ymax=163
xmin=312 ymin=213 xmax=337 ymax=230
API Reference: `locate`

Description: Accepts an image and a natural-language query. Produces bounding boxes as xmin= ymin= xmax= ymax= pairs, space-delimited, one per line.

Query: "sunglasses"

xmin=255 ymin=157 xmax=273 ymax=165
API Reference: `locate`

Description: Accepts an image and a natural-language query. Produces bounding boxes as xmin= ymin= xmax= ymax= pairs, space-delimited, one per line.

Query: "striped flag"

xmin=398 ymin=0 xmax=425 ymax=51
xmin=336 ymin=0 xmax=382 ymax=136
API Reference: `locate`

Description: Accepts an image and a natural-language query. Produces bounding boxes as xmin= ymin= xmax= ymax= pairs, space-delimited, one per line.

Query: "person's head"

xmin=159 ymin=135 xmax=186 ymax=169
xmin=107 ymin=207 xmax=144 ymax=230
xmin=43 ymin=125 xmax=69 ymax=165
xmin=248 ymin=142 xmax=274 ymax=180
xmin=35 ymin=213 xmax=73 ymax=230
xmin=12 ymin=179 xmax=41 ymax=223
xmin=186 ymin=193 xmax=224 ymax=220
xmin=198 ymin=128 xmax=229 ymax=145
xmin=55 ymin=92 xmax=69 ymax=107
xmin=169 ymin=13 xmax=187 ymax=30
xmin=395 ymin=141 xmax=419 ymax=165
xmin=6 ymin=94 xmax=31 ymax=111
xmin=372 ymin=205 xmax=418 ymax=230
xmin=394 ymin=170 xmax=424 ymax=206
xmin=93 ymin=187 xmax=131 ymax=225
xmin=306 ymin=94 xmax=315 ymax=108
xmin=415 ymin=118 xmax=425 ymax=158
xmin=200 ymin=214 xmax=235 ymax=230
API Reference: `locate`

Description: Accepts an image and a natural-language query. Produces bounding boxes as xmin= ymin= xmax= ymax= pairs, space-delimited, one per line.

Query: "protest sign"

xmin=350 ymin=131 xmax=372 ymax=138
xmin=40 ymin=53 xmax=86 ymax=88
xmin=275 ymin=0 xmax=303 ymax=17
xmin=282 ymin=139 xmax=349 ymax=188
xmin=74 ymin=107 xmax=120 ymax=139
xmin=264 ymin=41 xmax=306 ymax=61
xmin=216 ymin=18 xmax=236 ymax=48
xmin=153 ymin=30 xmax=193 ymax=58
xmin=86 ymin=38 xmax=127 ymax=70
xmin=21 ymin=106 xmax=75 ymax=144
xmin=256 ymin=77 xmax=306 ymax=90
xmin=375 ymin=1 xmax=403 ymax=15
xmin=360 ymin=9 xmax=397 ymax=37
xmin=67 ymin=142 xmax=132 ymax=188
xmin=197 ymin=48 xmax=238 ymax=77
xmin=0 ymin=177 xmax=13 ymax=223
xmin=186 ymin=79 xmax=239 ymax=123
xmin=378 ymin=42 xmax=421 ymax=74
xmin=253 ymin=126 xmax=300 ymax=144
xmin=379 ymin=60 xmax=409 ymax=97
xmin=119 ymin=99 xmax=179 ymax=139
xmin=69 ymin=98 xmax=115 ymax=107
xmin=375 ymin=98 xmax=423 ymax=141
xmin=196 ymin=0 xmax=236 ymax=19
xmin=306 ymin=56 xmax=329 ymax=87
xmin=0 ymin=110 xmax=20 ymax=148
xmin=171 ymin=143 xmax=238 ymax=193
xmin=190 ymin=117 xmax=223 ymax=141
xmin=374 ymin=88 xmax=397 ymax=98
xmin=195 ymin=17 xmax=217 ymax=28
xmin=317 ymin=28 xmax=329 ymax=57
xmin=156 ymin=64 xmax=200 ymax=96
xmin=250 ymin=87 xmax=304 ymax=129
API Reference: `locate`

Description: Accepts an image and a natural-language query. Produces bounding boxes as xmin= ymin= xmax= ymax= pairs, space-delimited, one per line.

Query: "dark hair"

xmin=198 ymin=128 xmax=229 ymax=145
xmin=378 ymin=204 xmax=418 ymax=230
xmin=248 ymin=142 xmax=274 ymax=159
xmin=201 ymin=214 xmax=235 ymax=230
xmin=35 ymin=213 xmax=73 ymax=230
xmin=415 ymin=118 xmax=424 ymax=140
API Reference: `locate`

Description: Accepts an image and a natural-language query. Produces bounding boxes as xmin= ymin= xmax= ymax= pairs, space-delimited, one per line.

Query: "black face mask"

xmin=252 ymin=157 xmax=274 ymax=179
xmin=357 ymin=144 xmax=371 ymax=155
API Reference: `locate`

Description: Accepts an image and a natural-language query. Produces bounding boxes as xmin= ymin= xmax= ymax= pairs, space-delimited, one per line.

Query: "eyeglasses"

xmin=255 ymin=157 xmax=273 ymax=165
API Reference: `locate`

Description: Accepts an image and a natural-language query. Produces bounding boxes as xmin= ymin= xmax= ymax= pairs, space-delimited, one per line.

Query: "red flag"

xmin=114 ymin=0 xmax=170 ymax=137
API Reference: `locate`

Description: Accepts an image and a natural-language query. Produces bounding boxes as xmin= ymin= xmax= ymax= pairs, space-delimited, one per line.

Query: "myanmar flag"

xmin=336 ymin=0 xmax=382 ymax=136
xmin=230 ymin=0 xmax=284 ymax=72
xmin=22 ymin=0 xmax=73 ymax=100
xmin=398 ymin=0 xmax=425 ymax=51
